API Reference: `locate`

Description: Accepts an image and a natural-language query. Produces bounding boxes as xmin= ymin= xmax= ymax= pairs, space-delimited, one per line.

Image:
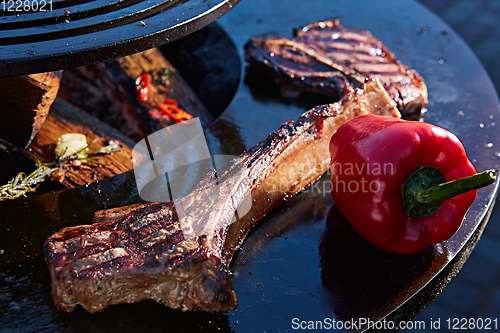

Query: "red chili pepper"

xmin=148 ymin=98 xmax=194 ymax=123
xmin=163 ymin=98 xmax=178 ymax=107
xmin=135 ymin=72 xmax=150 ymax=102
xmin=329 ymin=114 xmax=497 ymax=254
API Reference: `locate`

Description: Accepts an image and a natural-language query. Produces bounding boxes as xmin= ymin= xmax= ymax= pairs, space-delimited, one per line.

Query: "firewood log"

xmin=58 ymin=48 xmax=213 ymax=141
xmin=28 ymin=98 xmax=135 ymax=188
xmin=0 ymin=72 xmax=61 ymax=148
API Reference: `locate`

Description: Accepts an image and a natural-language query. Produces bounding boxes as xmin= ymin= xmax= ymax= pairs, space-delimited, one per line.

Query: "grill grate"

xmin=0 ymin=0 xmax=239 ymax=77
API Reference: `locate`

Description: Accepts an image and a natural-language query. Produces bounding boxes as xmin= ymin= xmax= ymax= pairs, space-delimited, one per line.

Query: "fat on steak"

xmin=245 ymin=20 xmax=428 ymax=119
xmin=44 ymin=78 xmax=401 ymax=313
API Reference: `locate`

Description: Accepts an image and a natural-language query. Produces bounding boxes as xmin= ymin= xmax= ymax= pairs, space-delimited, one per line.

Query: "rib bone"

xmin=44 ymin=78 xmax=400 ymax=313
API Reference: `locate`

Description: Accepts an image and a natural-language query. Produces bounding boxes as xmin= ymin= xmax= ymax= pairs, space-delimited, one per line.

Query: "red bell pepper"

xmin=329 ymin=114 xmax=497 ymax=254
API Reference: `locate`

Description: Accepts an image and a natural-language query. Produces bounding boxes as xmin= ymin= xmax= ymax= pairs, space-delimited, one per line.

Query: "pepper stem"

xmin=401 ymin=167 xmax=497 ymax=218
xmin=419 ymin=169 xmax=497 ymax=205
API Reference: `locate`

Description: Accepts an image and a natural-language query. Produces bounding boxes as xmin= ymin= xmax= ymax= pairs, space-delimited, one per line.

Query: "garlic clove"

xmin=55 ymin=133 xmax=88 ymax=159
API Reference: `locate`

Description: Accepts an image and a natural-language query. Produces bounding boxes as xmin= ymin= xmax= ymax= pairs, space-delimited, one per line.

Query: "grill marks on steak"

xmin=44 ymin=78 xmax=401 ymax=313
xmin=245 ymin=20 xmax=428 ymax=118
xmin=45 ymin=201 xmax=236 ymax=313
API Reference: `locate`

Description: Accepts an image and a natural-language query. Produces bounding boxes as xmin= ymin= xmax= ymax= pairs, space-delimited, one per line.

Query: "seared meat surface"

xmin=245 ymin=20 xmax=428 ymax=118
xmin=45 ymin=201 xmax=236 ymax=313
xmin=44 ymin=79 xmax=401 ymax=313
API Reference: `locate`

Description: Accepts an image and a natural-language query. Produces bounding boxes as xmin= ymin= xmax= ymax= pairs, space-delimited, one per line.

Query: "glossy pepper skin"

xmin=329 ymin=114 xmax=478 ymax=254
xmin=136 ymin=72 xmax=150 ymax=102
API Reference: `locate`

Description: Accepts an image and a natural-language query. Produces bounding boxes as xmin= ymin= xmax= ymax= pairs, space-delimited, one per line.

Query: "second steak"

xmin=245 ymin=19 xmax=428 ymax=119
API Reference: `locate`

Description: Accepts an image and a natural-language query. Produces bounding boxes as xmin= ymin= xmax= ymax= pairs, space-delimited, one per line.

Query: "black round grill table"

xmin=0 ymin=0 xmax=499 ymax=331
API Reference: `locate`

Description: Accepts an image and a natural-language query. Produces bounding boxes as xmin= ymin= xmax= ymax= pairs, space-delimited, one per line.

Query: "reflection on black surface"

xmin=319 ymin=205 xmax=435 ymax=324
xmin=206 ymin=118 xmax=247 ymax=156
xmin=56 ymin=302 xmax=233 ymax=333
xmin=231 ymin=193 xmax=331 ymax=272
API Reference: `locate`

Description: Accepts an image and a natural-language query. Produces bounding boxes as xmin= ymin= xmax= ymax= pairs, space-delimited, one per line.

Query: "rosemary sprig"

xmin=0 ymin=163 xmax=57 ymax=201
xmin=86 ymin=140 xmax=120 ymax=157
xmin=0 ymin=139 xmax=121 ymax=201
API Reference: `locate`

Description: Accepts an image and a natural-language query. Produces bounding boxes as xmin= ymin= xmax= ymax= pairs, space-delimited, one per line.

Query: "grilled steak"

xmin=44 ymin=78 xmax=401 ymax=313
xmin=245 ymin=20 xmax=428 ymax=119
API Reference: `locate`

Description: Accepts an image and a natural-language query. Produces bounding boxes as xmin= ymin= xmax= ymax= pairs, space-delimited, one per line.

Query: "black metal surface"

xmin=212 ymin=0 xmax=500 ymax=329
xmin=1 ymin=0 xmax=500 ymax=332
xmin=0 ymin=0 xmax=240 ymax=77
